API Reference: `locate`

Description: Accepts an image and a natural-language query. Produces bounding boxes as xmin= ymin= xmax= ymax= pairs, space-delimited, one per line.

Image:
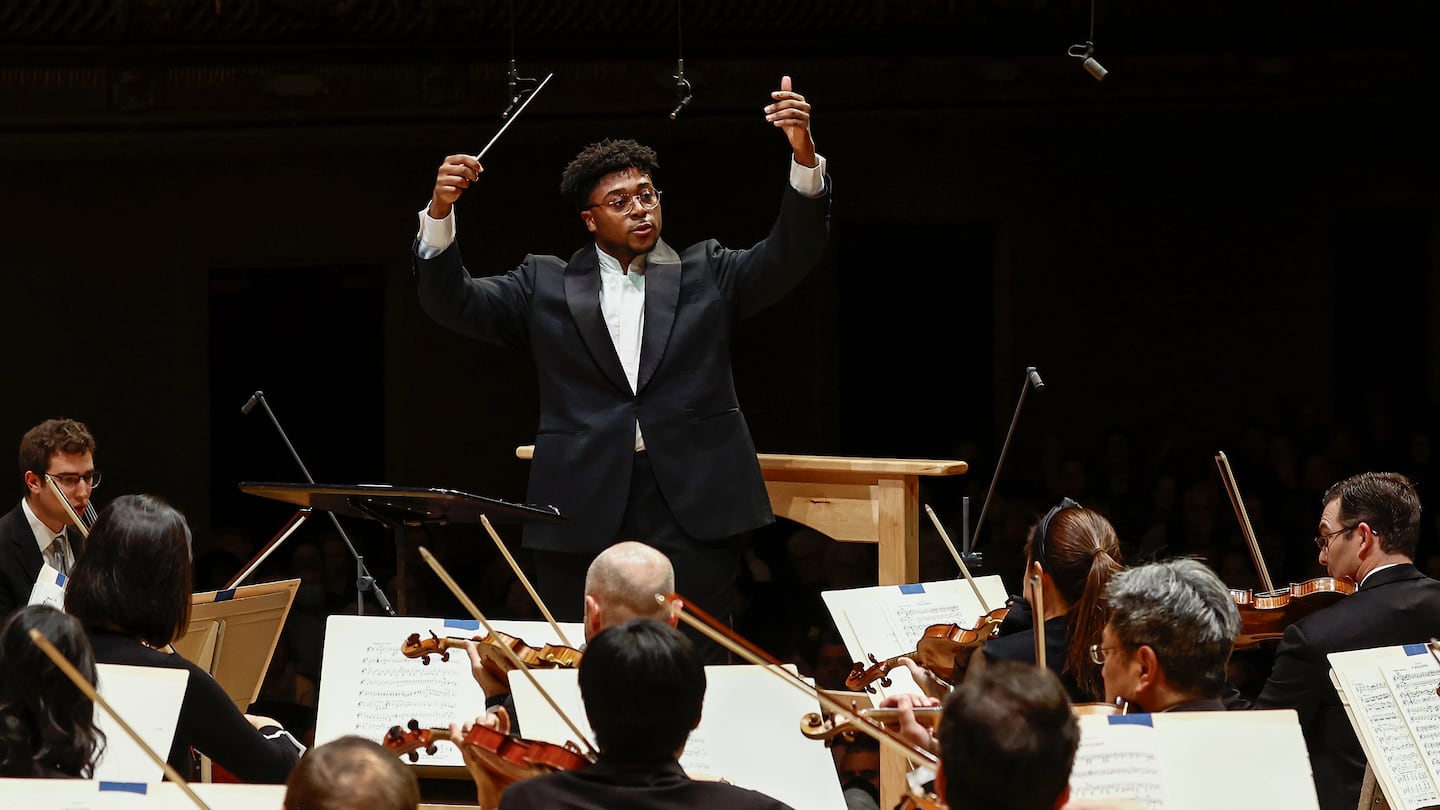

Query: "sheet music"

xmin=513 ymin=665 xmax=846 ymax=810
xmin=822 ymin=577 xmax=1009 ymax=702
xmin=1386 ymin=657 xmax=1440 ymax=800
xmin=27 ymin=561 xmax=66 ymax=609
xmin=315 ymin=615 xmax=578 ymax=769
xmin=1341 ymin=658 xmax=1440 ymax=809
xmin=1069 ymin=723 xmax=1168 ymax=808
xmin=0 ymin=780 xmax=285 ymax=809
xmin=92 ymin=664 xmax=188 ymax=783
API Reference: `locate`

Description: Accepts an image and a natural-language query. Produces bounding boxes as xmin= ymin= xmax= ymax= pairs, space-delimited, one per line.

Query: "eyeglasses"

xmin=46 ymin=471 xmax=102 ymax=490
xmin=586 ymin=188 xmax=663 ymax=215
xmin=1089 ymin=644 xmax=1121 ymax=665
xmin=1314 ymin=523 xmax=1359 ymax=551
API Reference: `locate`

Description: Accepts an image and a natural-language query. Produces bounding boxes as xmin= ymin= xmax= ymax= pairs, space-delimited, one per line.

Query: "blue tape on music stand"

xmin=1404 ymin=643 xmax=1428 ymax=656
xmin=55 ymin=572 xmax=67 ymax=586
xmin=445 ymin=619 xmax=481 ymax=631
xmin=899 ymin=584 xmax=926 ymax=594
xmin=215 ymin=588 xmax=237 ymax=602
xmin=99 ymin=782 xmax=149 ymax=795
xmin=1107 ymin=714 xmax=1154 ymax=726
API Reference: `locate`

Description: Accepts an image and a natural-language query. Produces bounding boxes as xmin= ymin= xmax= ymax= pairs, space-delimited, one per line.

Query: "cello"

xmin=1214 ymin=451 xmax=1354 ymax=648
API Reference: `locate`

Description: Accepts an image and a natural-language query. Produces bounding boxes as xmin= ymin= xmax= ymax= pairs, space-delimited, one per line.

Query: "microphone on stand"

xmin=669 ymin=59 xmax=693 ymax=120
xmin=241 ymin=391 xmax=262 ymax=416
xmin=1027 ymin=367 xmax=1045 ymax=392
xmin=969 ymin=366 xmax=1047 ymax=554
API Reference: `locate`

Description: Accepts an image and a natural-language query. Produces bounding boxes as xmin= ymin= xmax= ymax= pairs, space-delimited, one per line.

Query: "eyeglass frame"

xmin=1314 ymin=523 xmax=1363 ymax=552
xmin=584 ymin=188 xmax=663 ymax=216
xmin=45 ymin=471 xmax=102 ymax=490
xmin=1089 ymin=643 xmax=1123 ymax=665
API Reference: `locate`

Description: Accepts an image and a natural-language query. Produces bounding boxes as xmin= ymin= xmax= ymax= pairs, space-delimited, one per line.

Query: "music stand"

xmin=238 ymin=483 xmax=567 ymax=614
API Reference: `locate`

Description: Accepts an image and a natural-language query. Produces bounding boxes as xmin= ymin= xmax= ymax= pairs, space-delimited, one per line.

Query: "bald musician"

xmin=1255 ymin=472 xmax=1440 ymax=810
xmin=1098 ymin=558 xmax=1240 ymax=713
xmin=0 ymin=418 xmax=98 ymax=617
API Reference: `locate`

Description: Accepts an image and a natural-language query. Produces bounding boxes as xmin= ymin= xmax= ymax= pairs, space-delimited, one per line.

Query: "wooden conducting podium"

xmin=516 ymin=447 xmax=966 ymax=810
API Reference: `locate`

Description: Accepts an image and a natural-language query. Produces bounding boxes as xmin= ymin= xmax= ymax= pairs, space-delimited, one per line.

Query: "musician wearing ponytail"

xmin=977 ymin=499 xmax=1125 ymax=703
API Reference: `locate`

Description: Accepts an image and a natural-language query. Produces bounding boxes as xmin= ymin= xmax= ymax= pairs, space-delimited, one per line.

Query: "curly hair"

xmin=559 ymin=139 xmax=659 ymax=210
xmin=18 ymin=419 xmax=95 ymax=490
xmin=0 ymin=605 xmax=106 ymax=778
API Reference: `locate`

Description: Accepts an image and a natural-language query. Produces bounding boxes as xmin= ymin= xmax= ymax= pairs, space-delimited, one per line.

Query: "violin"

xmin=801 ymin=706 xmax=943 ymax=741
xmin=845 ymin=608 xmax=1008 ymax=692
xmin=403 ymin=630 xmax=583 ymax=677
xmin=1214 ymin=452 xmax=1355 ymax=649
xmin=383 ymin=717 xmax=592 ymax=784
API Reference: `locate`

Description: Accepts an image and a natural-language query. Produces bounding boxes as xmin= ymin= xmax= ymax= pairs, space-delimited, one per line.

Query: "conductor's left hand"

xmin=765 ymin=75 xmax=818 ymax=168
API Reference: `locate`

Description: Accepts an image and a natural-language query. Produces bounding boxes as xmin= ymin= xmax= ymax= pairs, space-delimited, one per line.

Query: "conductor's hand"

xmin=765 ymin=75 xmax=817 ymax=168
xmin=430 ymin=154 xmax=483 ymax=220
xmin=463 ymin=637 xmax=509 ymax=699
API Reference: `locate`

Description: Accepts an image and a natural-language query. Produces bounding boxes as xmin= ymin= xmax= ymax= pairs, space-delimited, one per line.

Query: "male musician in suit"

xmin=0 ymin=418 xmax=98 ymax=617
xmin=413 ymin=76 xmax=830 ymax=631
xmin=455 ymin=619 xmax=795 ymax=810
xmin=1255 ymin=472 xmax=1440 ymax=810
xmin=1097 ymin=558 xmax=1241 ymax=713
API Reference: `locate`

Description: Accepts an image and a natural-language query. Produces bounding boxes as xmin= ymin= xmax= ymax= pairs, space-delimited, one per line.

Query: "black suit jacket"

xmin=0 ymin=500 xmax=82 ymax=618
xmin=1255 ymin=563 xmax=1440 ymax=810
xmin=498 ymin=756 xmax=794 ymax=810
xmin=416 ymin=180 xmax=831 ymax=553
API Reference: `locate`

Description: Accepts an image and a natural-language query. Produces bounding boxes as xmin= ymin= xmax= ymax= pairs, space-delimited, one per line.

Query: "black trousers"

xmin=532 ymin=451 xmax=741 ymax=663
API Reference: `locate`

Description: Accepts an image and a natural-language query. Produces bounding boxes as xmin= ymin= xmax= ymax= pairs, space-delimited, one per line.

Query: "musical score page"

xmin=1387 ymin=658 xmax=1440 ymax=799
xmin=0 ymin=780 xmax=286 ymax=809
xmin=822 ymin=577 xmax=1009 ymax=701
xmin=315 ymin=614 xmax=579 ymax=768
xmin=1332 ymin=645 xmax=1440 ymax=810
xmin=1069 ymin=711 xmax=1317 ymax=810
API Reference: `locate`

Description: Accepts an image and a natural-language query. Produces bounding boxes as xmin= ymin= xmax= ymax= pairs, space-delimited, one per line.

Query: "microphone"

xmin=1027 ymin=367 xmax=1045 ymax=392
xmin=669 ymin=60 xmax=692 ymax=120
xmin=241 ymin=391 xmax=264 ymax=416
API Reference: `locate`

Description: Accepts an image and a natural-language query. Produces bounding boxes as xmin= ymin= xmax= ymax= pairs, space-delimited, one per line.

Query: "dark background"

xmin=2 ymin=1 xmax=1438 ymax=625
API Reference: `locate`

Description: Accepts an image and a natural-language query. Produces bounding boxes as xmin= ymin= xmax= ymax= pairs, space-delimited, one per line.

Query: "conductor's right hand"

xmin=430 ymin=154 xmax=483 ymax=220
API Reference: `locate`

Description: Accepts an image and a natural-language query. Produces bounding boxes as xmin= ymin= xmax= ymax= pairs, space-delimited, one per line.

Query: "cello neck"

xmin=1214 ymin=452 xmax=1275 ymax=593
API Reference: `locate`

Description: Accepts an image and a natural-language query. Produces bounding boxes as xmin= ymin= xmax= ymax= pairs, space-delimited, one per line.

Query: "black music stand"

xmin=238 ymin=482 xmax=566 ymax=615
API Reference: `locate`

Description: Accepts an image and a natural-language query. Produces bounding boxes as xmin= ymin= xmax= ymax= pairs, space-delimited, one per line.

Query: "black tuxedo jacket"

xmin=416 ymin=180 xmax=831 ymax=553
xmin=1255 ymin=563 xmax=1440 ymax=810
xmin=0 ymin=500 xmax=83 ymax=617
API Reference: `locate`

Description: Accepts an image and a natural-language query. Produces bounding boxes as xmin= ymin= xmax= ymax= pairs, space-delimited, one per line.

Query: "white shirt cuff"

xmin=416 ymin=206 xmax=457 ymax=260
xmin=789 ymin=154 xmax=827 ymax=199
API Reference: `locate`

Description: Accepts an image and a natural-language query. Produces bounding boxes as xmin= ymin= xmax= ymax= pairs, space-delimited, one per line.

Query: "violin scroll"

xmin=384 ymin=718 xmax=441 ymax=762
xmin=402 ymin=631 xmax=465 ymax=665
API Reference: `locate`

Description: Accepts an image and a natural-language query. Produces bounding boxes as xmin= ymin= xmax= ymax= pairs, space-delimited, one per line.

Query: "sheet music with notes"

xmin=512 ymin=665 xmax=848 ymax=810
xmin=1331 ymin=644 xmax=1440 ymax=810
xmin=314 ymin=614 xmax=581 ymax=769
xmin=0 ymin=779 xmax=286 ymax=808
xmin=820 ymin=577 xmax=1009 ymax=701
xmin=1068 ymin=711 xmax=1318 ymax=810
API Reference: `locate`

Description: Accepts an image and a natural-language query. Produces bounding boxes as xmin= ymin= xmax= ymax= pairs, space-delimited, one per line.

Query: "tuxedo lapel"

xmin=564 ymin=247 xmax=632 ymax=394
xmin=637 ymin=240 xmax=681 ymax=393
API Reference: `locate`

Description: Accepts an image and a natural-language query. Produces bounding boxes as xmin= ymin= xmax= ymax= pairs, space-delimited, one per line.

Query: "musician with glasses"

xmin=0 ymin=418 xmax=100 ymax=617
xmin=1254 ymin=471 xmax=1440 ymax=810
xmin=413 ymin=76 xmax=830 ymax=639
xmin=1094 ymin=558 xmax=1240 ymax=713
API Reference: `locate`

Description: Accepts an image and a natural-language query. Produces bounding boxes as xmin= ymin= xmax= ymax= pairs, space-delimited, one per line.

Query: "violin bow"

xmin=29 ymin=629 xmax=212 ymax=810
xmin=1031 ymin=567 xmax=1047 ymax=672
xmin=478 ymin=514 xmax=574 ymax=649
xmin=1214 ymin=451 xmax=1277 ymax=594
xmin=44 ymin=474 xmax=90 ymax=539
xmin=417 ymin=546 xmax=598 ymax=758
xmin=924 ymin=504 xmax=991 ymax=613
xmin=658 ymin=592 xmax=939 ymax=769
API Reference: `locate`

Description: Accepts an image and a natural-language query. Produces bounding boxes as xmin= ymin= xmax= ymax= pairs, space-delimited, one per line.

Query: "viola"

xmin=383 ymin=718 xmax=592 ymax=784
xmin=1214 ymin=452 xmax=1355 ymax=650
xmin=845 ymin=608 xmax=1008 ymax=692
xmin=801 ymin=706 xmax=943 ymax=741
xmin=1228 ymin=578 xmax=1355 ymax=648
xmin=402 ymin=630 xmax=583 ymax=677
